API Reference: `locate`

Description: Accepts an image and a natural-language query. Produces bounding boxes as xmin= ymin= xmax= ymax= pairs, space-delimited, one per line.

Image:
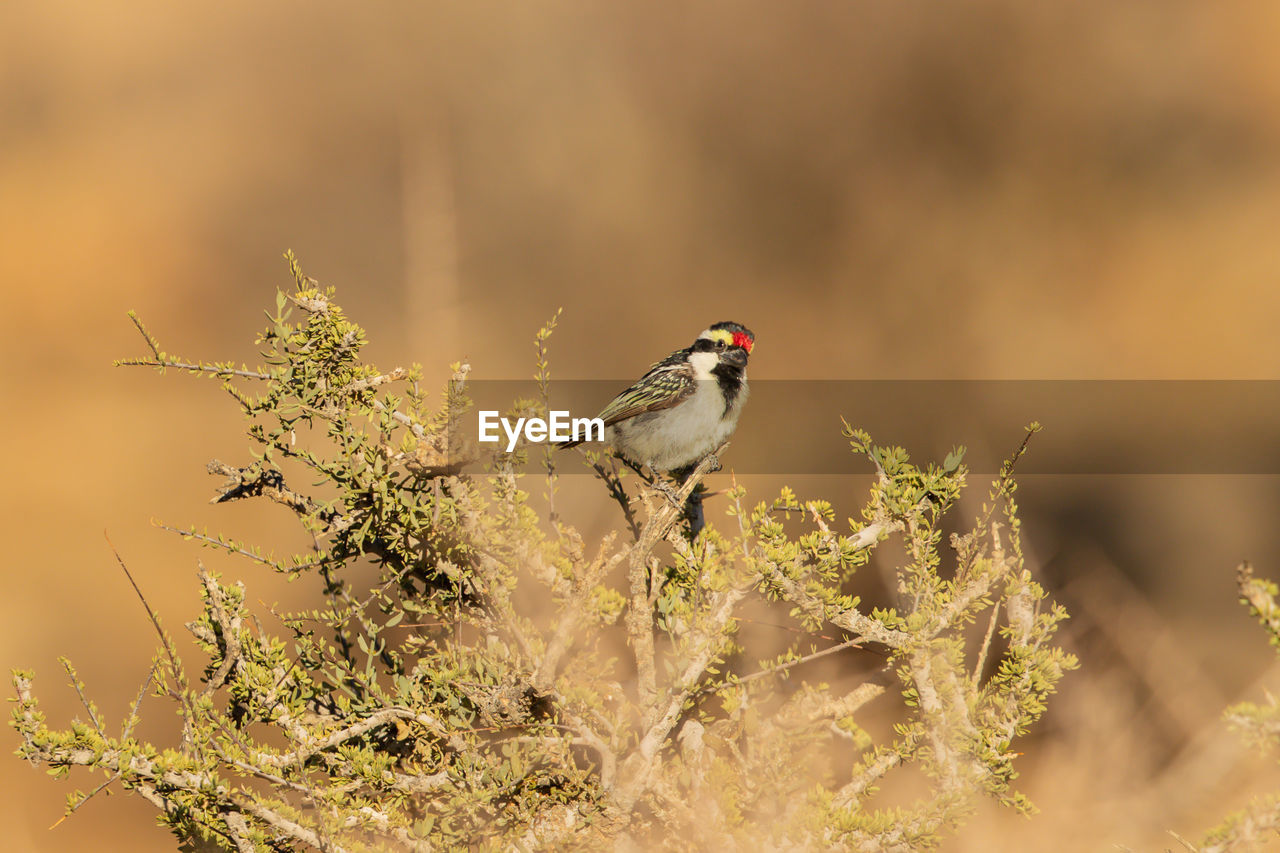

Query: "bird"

xmin=560 ymin=321 xmax=754 ymax=497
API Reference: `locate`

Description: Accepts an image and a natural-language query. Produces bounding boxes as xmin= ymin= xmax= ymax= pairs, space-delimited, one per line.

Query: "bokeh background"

xmin=5 ymin=1 xmax=1280 ymax=850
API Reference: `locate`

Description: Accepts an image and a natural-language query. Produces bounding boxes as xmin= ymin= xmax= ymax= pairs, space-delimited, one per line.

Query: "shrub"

xmin=12 ymin=255 xmax=1076 ymax=850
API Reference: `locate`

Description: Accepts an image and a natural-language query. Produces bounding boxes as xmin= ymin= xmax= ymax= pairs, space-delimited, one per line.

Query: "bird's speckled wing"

xmin=595 ymin=349 xmax=695 ymax=426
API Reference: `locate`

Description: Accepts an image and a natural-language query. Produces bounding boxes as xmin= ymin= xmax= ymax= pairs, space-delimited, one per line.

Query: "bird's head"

xmin=691 ymin=321 xmax=755 ymax=371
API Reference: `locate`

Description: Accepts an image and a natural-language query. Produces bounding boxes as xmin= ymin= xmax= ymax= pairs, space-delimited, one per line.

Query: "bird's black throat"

xmin=711 ymin=362 xmax=745 ymax=416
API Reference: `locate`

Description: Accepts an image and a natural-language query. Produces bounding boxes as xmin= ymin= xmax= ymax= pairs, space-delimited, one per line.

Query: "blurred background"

xmin=4 ymin=1 xmax=1280 ymax=849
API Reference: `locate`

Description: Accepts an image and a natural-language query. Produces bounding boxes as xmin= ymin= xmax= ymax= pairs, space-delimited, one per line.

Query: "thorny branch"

xmin=624 ymin=446 xmax=727 ymax=710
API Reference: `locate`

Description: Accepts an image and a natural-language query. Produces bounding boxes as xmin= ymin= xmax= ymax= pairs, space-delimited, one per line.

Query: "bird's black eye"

xmin=715 ymin=339 xmax=726 ymax=350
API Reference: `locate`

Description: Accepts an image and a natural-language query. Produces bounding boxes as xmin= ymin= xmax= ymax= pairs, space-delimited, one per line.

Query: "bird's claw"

xmin=704 ymin=453 xmax=722 ymax=473
xmin=652 ymin=479 xmax=685 ymax=509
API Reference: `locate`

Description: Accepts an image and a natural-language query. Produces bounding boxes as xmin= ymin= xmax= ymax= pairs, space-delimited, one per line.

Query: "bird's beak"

xmin=722 ymin=347 xmax=748 ymax=368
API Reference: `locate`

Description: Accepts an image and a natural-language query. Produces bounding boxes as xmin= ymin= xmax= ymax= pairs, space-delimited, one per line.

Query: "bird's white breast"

xmin=608 ymin=372 xmax=748 ymax=471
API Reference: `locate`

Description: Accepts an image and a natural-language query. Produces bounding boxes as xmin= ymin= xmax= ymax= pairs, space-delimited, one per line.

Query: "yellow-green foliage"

xmin=13 ymin=256 xmax=1077 ymax=851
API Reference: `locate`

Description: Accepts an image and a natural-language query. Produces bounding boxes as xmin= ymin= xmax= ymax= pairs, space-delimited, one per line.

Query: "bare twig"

xmin=121 ymin=662 xmax=158 ymax=741
xmin=58 ymin=658 xmax=105 ymax=738
xmin=48 ymin=774 xmax=120 ymax=831
xmin=694 ymin=636 xmax=865 ymax=698
xmin=116 ymin=357 xmax=274 ymax=380
xmin=102 ymin=532 xmax=199 ymax=753
xmin=971 ymin=522 xmax=1006 ymax=687
xmin=590 ymin=456 xmax=640 ymax=540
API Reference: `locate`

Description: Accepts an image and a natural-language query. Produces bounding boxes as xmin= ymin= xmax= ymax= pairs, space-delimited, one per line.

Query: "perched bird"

xmin=560 ymin=321 xmax=755 ymax=487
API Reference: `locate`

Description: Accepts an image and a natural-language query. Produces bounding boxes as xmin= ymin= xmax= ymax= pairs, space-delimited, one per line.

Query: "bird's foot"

xmin=703 ymin=453 xmax=722 ymax=473
xmin=651 ymin=478 xmax=685 ymax=509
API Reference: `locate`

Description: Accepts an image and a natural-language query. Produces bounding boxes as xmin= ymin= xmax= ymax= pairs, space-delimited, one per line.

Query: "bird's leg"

xmin=613 ymin=453 xmax=684 ymax=509
xmin=640 ymin=459 xmax=685 ymax=509
xmin=703 ymin=452 xmax=722 ymax=473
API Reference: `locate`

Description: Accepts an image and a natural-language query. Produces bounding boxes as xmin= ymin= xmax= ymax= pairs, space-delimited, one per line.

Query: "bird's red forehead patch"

xmin=733 ymin=331 xmax=754 ymax=353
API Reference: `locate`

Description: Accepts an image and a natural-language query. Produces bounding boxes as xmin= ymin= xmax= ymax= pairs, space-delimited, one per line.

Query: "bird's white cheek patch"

xmin=687 ymin=350 xmax=720 ymax=380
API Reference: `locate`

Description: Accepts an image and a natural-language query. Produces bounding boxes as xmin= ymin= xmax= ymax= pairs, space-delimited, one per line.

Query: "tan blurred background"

xmin=5 ymin=1 xmax=1280 ymax=850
